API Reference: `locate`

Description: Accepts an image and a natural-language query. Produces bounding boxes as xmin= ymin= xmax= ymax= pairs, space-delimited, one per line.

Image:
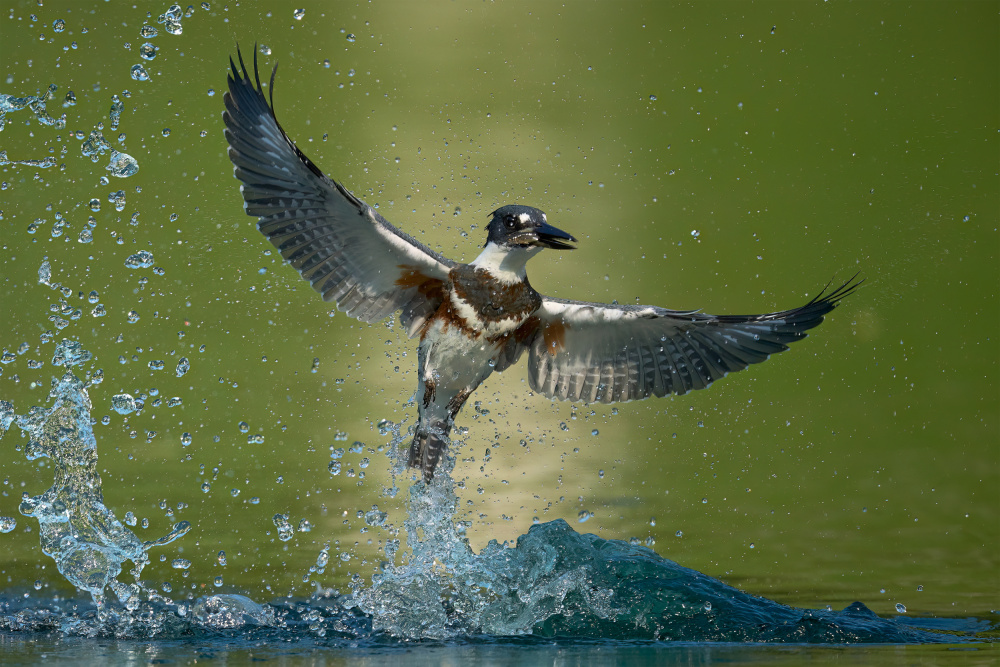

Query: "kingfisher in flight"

xmin=223 ymin=48 xmax=860 ymax=482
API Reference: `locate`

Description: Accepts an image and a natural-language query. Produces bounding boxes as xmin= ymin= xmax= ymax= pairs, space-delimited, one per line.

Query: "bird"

xmin=222 ymin=47 xmax=861 ymax=483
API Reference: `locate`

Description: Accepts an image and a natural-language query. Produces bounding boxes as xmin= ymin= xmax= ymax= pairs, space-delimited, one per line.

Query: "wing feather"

xmin=523 ymin=276 xmax=862 ymax=403
xmin=223 ymin=47 xmax=455 ymax=335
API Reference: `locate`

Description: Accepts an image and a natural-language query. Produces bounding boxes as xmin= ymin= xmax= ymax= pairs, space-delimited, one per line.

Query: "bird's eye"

xmin=503 ymin=215 xmax=516 ymax=229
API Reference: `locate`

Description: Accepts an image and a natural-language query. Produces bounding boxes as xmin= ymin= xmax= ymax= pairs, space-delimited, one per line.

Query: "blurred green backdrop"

xmin=0 ymin=0 xmax=996 ymax=620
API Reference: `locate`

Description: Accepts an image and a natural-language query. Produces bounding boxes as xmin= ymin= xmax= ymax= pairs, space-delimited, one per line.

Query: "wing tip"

xmin=807 ymin=271 xmax=865 ymax=308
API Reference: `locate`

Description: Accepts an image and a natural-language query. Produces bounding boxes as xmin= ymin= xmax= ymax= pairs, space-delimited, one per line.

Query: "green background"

xmin=0 ymin=0 xmax=996 ymax=621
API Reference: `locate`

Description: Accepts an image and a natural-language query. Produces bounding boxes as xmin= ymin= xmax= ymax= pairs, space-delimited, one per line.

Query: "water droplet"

xmin=591 ymin=429 xmax=599 ymax=436
xmin=127 ymin=310 xmax=140 ymax=323
xmin=140 ymin=25 xmax=158 ymax=38
xmin=180 ymin=432 xmax=192 ymax=446
xmin=346 ymin=33 xmax=356 ymax=42
xmin=675 ymin=530 xmax=683 ymax=538
xmin=577 ymin=510 xmax=593 ymax=523
xmin=0 ymin=516 xmax=17 ymax=533
xmin=130 ymin=64 xmax=150 ymax=81
xmin=106 ymin=150 xmax=139 ymax=178
xmin=293 ymin=8 xmax=305 ymax=20
xmin=895 ymin=603 xmax=906 ymax=613
xmin=649 ymin=94 xmax=657 ymax=101
xmin=108 ymin=190 xmax=127 ymax=211
xmin=217 ymin=550 xmax=227 ymax=566
xmin=160 ymin=8 xmax=182 ymax=35
xmin=171 ymin=558 xmax=192 ymax=570
xmin=238 ymin=421 xmax=249 ymax=433
xmin=213 ymin=576 xmax=223 ymax=587
xmin=111 ymin=393 xmax=137 ymax=415
xmin=273 ymin=513 xmax=294 ymax=541
xmin=37 ymin=260 xmax=52 ymax=285
xmin=148 ymin=360 xmax=165 ymax=371
xmin=124 ymin=250 xmax=154 ymax=269
xmin=139 ymin=43 xmax=158 ymax=61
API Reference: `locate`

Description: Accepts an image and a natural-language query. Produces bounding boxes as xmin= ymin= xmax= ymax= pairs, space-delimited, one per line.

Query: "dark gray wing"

xmin=223 ymin=47 xmax=454 ymax=336
xmin=517 ymin=277 xmax=861 ymax=403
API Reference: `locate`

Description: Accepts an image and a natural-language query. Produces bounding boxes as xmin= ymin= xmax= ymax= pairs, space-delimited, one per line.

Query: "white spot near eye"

xmin=542 ymin=213 xmax=547 ymax=222
xmin=518 ymin=213 xmax=531 ymax=224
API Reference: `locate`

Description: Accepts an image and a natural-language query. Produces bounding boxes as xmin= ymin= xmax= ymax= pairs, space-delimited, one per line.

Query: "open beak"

xmin=529 ymin=221 xmax=577 ymax=250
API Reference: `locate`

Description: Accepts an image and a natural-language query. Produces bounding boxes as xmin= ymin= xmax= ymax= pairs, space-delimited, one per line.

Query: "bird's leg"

xmin=408 ymin=383 xmax=475 ymax=483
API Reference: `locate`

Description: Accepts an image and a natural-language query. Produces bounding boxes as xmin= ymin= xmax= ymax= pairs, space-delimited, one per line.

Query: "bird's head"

xmin=486 ymin=205 xmax=577 ymax=251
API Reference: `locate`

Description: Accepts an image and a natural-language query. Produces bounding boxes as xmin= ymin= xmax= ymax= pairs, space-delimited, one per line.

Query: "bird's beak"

xmin=528 ymin=222 xmax=577 ymax=250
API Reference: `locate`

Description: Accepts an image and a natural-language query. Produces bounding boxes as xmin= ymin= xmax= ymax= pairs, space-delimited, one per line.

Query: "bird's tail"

xmin=407 ymin=424 xmax=448 ymax=482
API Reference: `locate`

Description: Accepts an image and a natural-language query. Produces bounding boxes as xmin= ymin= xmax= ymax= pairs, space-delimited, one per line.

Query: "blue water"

xmin=0 ymin=521 xmax=980 ymax=643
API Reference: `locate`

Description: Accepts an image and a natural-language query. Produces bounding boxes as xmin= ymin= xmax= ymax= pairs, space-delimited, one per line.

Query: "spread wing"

xmin=513 ymin=277 xmax=861 ymax=403
xmin=222 ymin=47 xmax=455 ymax=336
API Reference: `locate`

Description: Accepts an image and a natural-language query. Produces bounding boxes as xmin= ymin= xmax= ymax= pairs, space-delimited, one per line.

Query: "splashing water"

xmin=2 ymin=340 xmax=189 ymax=605
xmin=0 ymin=370 xmax=980 ymax=643
xmin=0 ymin=83 xmax=67 ymax=132
xmin=337 ymin=433 xmax=954 ymax=643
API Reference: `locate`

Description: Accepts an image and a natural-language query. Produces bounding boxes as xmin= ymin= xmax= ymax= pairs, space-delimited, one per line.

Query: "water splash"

xmin=2 ymin=341 xmax=189 ymax=604
xmin=0 ymin=151 xmax=57 ymax=169
xmin=339 ymin=438 xmax=954 ymax=642
xmin=0 ymin=375 xmax=981 ymax=644
xmin=0 ymin=84 xmax=67 ymax=132
xmin=81 ymin=130 xmax=112 ymax=162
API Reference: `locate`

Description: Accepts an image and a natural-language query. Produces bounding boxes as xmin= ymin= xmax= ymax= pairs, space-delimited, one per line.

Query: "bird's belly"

xmin=420 ymin=323 xmax=500 ymax=391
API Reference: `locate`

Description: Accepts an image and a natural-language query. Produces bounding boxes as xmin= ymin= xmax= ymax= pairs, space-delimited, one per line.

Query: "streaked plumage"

xmin=223 ymin=47 xmax=861 ymax=482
